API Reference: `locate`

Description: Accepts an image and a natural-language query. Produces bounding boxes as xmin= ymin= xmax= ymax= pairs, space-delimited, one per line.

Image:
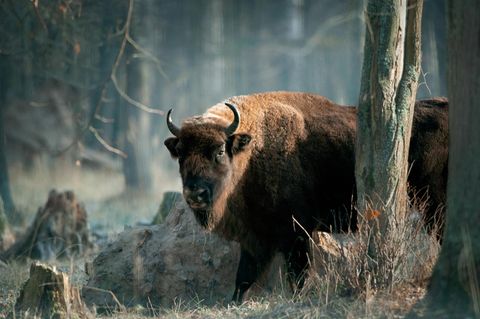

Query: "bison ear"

xmin=164 ymin=137 xmax=179 ymax=158
xmin=230 ymin=134 xmax=252 ymax=154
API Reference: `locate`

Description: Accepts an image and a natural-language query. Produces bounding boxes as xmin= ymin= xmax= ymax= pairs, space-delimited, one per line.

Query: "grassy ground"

xmin=0 ymin=263 xmax=425 ymax=319
xmin=0 ymin=161 xmax=438 ymax=318
xmin=89 ymin=284 xmax=426 ymax=318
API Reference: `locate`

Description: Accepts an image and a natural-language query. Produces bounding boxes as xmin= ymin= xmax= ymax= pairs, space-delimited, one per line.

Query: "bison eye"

xmin=215 ymin=146 xmax=226 ymax=162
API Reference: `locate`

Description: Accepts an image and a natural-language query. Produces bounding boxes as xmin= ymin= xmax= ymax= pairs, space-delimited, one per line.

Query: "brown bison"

xmin=164 ymin=91 xmax=447 ymax=302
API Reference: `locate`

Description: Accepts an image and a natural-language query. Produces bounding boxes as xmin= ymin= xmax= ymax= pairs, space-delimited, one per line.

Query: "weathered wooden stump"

xmin=83 ymin=197 xmax=243 ymax=308
xmin=0 ymin=190 xmax=92 ymax=261
xmin=15 ymin=261 xmax=90 ymax=318
xmin=152 ymin=191 xmax=181 ymax=224
xmin=0 ymin=205 xmax=15 ymax=252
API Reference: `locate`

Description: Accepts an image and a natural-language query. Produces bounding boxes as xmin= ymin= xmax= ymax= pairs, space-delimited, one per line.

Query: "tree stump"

xmin=0 ymin=190 xmax=92 ymax=261
xmin=15 ymin=261 xmax=90 ymax=318
xmin=83 ymin=197 xmax=243 ymax=308
xmin=0 ymin=204 xmax=15 ymax=252
xmin=152 ymin=191 xmax=181 ymax=224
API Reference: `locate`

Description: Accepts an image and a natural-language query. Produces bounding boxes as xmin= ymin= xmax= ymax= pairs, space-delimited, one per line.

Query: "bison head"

xmin=164 ymin=103 xmax=252 ymax=229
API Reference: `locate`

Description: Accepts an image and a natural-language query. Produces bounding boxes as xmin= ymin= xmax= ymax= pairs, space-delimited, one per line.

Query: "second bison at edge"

xmin=164 ymin=91 xmax=447 ymax=302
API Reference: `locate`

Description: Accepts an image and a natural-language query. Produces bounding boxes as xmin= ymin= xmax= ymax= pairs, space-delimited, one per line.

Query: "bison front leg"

xmin=232 ymin=247 xmax=273 ymax=303
xmin=282 ymin=235 xmax=310 ymax=293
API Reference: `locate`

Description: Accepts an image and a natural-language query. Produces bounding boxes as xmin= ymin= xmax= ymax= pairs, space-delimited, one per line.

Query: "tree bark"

xmin=355 ymin=0 xmax=423 ymax=288
xmin=122 ymin=50 xmax=153 ymax=191
xmin=355 ymin=0 xmax=423 ymax=283
xmin=0 ymin=92 xmax=16 ymax=221
xmin=413 ymin=1 xmax=480 ymax=316
xmin=121 ymin=0 xmax=154 ymax=192
xmin=152 ymin=191 xmax=181 ymax=224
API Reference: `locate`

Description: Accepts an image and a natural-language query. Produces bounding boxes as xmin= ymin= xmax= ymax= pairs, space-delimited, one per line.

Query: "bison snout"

xmin=184 ymin=186 xmax=211 ymax=209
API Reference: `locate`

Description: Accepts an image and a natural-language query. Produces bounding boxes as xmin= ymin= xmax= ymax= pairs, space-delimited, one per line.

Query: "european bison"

xmin=164 ymin=91 xmax=447 ymax=302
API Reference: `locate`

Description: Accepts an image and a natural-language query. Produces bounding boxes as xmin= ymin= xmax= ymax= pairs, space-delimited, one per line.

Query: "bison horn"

xmin=166 ymin=108 xmax=181 ymax=137
xmin=224 ymin=102 xmax=240 ymax=136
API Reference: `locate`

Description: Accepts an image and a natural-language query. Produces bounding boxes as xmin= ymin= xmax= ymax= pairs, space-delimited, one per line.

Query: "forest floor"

xmin=0 ymin=260 xmax=426 ymax=318
xmin=0 ymin=162 xmax=435 ymax=318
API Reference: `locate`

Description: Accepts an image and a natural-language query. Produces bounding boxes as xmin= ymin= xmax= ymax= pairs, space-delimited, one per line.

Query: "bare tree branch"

xmin=54 ymin=0 xmax=164 ymax=157
xmin=126 ymin=34 xmax=168 ymax=79
xmin=110 ymin=0 xmax=165 ymax=115
xmin=110 ymin=74 xmax=164 ymax=115
xmin=89 ymin=126 xmax=127 ymax=158
xmin=53 ymin=85 xmax=108 ymax=157
xmin=94 ymin=114 xmax=114 ymax=124
xmin=81 ymin=286 xmax=126 ymax=312
xmin=30 ymin=0 xmax=48 ymax=33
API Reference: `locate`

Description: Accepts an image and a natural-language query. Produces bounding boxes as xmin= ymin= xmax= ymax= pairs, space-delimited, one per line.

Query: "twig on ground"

xmin=82 ymin=286 xmax=126 ymax=312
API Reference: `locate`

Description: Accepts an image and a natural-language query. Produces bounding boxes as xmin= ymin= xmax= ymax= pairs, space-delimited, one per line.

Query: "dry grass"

xmin=0 ymin=257 xmax=91 ymax=318
xmin=86 ymin=286 xmax=425 ymax=319
xmin=0 ymin=163 xmax=441 ymax=318
xmin=0 ymin=261 xmax=30 ymax=317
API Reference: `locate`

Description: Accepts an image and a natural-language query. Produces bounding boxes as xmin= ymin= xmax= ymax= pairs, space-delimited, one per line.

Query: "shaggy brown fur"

xmin=408 ymin=97 xmax=448 ymax=235
xmin=164 ymin=91 xmax=448 ymax=302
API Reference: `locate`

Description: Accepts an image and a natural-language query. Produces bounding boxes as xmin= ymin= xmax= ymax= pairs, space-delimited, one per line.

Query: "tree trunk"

xmin=121 ymin=0 xmax=154 ymax=192
xmin=0 ymin=54 xmax=15 ymax=243
xmin=414 ymin=1 xmax=480 ymax=316
xmin=122 ymin=50 xmax=153 ymax=191
xmin=0 ymin=93 xmax=16 ymax=221
xmin=355 ymin=0 xmax=423 ymax=283
xmin=152 ymin=191 xmax=181 ymax=225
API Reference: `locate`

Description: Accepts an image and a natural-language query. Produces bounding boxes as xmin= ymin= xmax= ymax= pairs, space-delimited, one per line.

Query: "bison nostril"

xmin=185 ymin=187 xmax=210 ymax=205
xmin=197 ymin=189 xmax=209 ymax=201
xmin=192 ymin=188 xmax=209 ymax=203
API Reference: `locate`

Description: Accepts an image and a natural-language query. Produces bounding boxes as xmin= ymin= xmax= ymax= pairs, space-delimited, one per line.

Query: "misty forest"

xmin=1 ymin=0 xmax=479 ymax=318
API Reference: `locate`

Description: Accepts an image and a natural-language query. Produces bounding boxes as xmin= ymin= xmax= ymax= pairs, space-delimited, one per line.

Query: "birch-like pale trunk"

xmin=355 ymin=0 xmax=423 ymax=258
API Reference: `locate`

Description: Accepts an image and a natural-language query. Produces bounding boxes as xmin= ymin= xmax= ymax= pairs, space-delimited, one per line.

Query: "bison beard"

xmin=164 ymin=91 xmax=448 ymax=303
